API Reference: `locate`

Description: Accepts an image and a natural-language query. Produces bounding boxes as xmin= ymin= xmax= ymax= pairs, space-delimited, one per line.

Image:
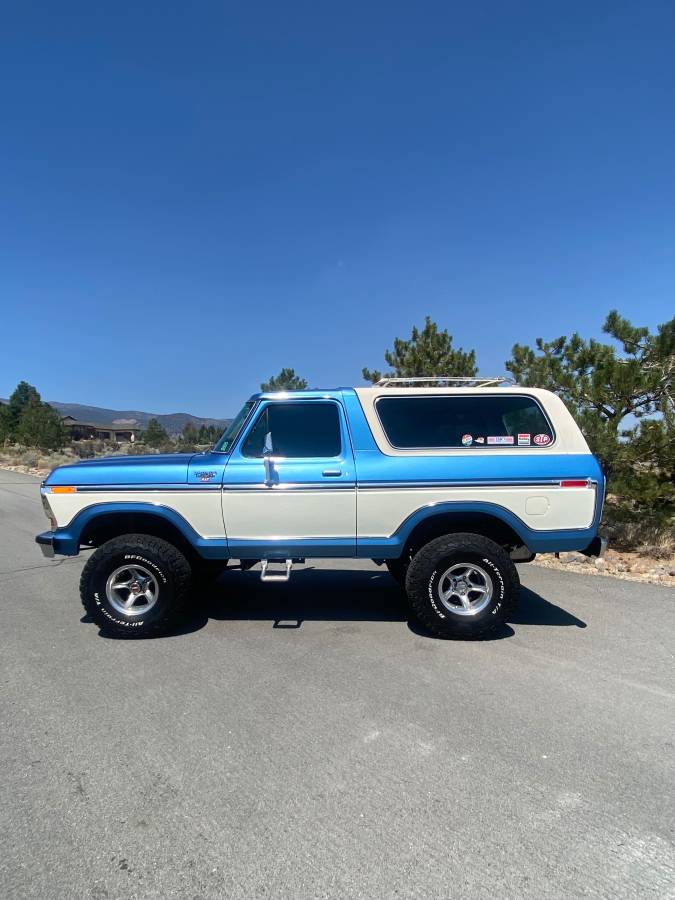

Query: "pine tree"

xmin=181 ymin=422 xmax=200 ymax=445
xmin=506 ymin=310 xmax=674 ymax=526
xmin=261 ymin=369 xmax=308 ymax=391
xmin=15 ymin=399 xmax=66 ymax=450
xmin=0 ymin=403 xmax=9 ymax=443
xmin=362 ymin=316 xmax=477 ymax=383
xmin=5 ymin=381 xmax=42 ymax=436
xmin=142 ymin=418 xmax=169 ymax=448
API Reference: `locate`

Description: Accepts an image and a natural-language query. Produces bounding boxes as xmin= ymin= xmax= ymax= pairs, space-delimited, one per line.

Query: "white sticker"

xmin=461 ymin=434 xmax=473 ymax=446
xmin=487 ymin=435 xmax=515 ymax=445
xmin=517 ymin=433 xmax=531 ymax=446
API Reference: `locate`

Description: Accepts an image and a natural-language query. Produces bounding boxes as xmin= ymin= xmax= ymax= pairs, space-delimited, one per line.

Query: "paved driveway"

xmin=1 ymin=469 xmax=673 ymax=898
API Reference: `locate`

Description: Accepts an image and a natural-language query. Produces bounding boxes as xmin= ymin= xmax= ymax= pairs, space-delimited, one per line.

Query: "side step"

xmin=260 ymin=559 xmax=293 ymax=582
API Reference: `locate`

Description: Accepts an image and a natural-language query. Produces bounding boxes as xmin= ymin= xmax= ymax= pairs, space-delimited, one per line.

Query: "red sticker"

xmin=533 ymin=433 xmax=551 ymax=446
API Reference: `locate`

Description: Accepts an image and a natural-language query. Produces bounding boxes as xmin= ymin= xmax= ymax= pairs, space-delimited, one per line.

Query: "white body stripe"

xmin=50 ymin=491 xmax=225 ymax=539
xmin=222 ymin=489 xmax=355 ymax=539
xmin=357 ymin=485 xmax=596 ymax=536
xmin=49 ymin=484 xmax=595 ymax=540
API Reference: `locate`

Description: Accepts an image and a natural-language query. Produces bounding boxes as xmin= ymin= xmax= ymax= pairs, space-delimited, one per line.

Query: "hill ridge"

xmin=46 ymin=401 xmax=231 ymax=435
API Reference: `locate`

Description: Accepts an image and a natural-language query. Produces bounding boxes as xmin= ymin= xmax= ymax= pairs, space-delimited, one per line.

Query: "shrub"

xmin=603 ymin=500 xmax=674 ymax=558
xmin=72 ymin=441 xmax=96 ymax=459
xmin=21 ymin=450 xmax=39 ymax=468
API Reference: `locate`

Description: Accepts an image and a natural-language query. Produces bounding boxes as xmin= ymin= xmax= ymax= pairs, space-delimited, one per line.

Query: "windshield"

xmin=213 ymin=400 xmax=257 ymax=453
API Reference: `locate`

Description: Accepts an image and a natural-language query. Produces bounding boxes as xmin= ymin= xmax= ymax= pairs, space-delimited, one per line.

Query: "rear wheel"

xmin=80 ymin=534 xmax=191 ymax=637
xmin=405 ymin=533 xmax=519 ymax=639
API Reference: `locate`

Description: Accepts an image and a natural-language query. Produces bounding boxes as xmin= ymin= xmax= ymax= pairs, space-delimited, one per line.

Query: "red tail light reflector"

xmin=560 ymin=480 xmax=590 ymax=488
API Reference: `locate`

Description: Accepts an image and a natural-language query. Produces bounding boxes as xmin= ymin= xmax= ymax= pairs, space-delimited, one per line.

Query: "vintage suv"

xmin=36 ymin=378 xmax=606 ymax=639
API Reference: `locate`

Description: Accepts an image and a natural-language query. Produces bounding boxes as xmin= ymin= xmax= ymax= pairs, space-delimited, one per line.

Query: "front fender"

xmin=35 ymin=502 xmax=228 ymax=559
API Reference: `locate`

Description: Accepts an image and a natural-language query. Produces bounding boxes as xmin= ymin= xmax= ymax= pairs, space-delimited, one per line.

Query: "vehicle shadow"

xmin=96 ymin=566 xmax=586 ymax=641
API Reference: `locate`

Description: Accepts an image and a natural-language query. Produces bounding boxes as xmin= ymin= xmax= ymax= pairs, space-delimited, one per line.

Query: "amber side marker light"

xmin=560 ymin=480 xmax=590 ymax=488
xmin=50 ymin=486 xmax=77 ymax=494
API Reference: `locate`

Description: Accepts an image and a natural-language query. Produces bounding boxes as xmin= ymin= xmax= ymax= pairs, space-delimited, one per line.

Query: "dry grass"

xmin=605 ymin=518 xmax=675 ymax=559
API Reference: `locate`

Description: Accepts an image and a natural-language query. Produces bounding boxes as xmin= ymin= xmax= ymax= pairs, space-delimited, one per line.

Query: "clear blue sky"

xmin=1 ymin=2 xmax=673 ymax=417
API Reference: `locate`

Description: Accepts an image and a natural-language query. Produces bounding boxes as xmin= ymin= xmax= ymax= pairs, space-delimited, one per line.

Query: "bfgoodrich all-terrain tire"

xmin=80 ymin=534 xmax=191 ymax=638
xmin=405 ymin=533 xmax=520 ymax=639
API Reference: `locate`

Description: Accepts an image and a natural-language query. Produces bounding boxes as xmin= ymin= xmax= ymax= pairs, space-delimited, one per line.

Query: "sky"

xmin=1 ymin=1 xmax=673 ymax=418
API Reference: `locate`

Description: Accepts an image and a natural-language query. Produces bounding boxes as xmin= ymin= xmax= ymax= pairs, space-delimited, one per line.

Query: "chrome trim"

xmin=69 ymin=485 xmax=223 ymax=492
xmin=375 ymin=376 xmax=512 ymax=388
xmin=357 ymin=480 xmax=562 ymax=490
xmin=223 ymin=483 xmax=354 ymax=491
xmin=223 ymin=479 xmax=590 ymax=492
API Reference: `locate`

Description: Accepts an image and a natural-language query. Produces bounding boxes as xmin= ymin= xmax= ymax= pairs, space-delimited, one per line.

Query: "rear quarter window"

xmin=376 ymin=395 xmax=554 ymax=449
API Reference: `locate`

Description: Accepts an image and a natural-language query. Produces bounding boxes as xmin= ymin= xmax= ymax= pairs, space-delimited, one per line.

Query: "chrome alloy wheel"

xmin=438 ymin=563 xmax=493 ymax=616
xmin=105 ymin=564 xmax=159 ymax=616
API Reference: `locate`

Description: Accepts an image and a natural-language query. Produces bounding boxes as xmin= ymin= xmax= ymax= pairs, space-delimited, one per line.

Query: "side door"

xmin=222 ymin=399 xmax=356 ymax=556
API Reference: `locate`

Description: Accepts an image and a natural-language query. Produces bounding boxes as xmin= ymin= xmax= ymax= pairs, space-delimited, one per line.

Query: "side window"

xmin=242 ymin=402 xmax=342 ymax=458
xmin=376 ymin=396 xmax=554 ymax=448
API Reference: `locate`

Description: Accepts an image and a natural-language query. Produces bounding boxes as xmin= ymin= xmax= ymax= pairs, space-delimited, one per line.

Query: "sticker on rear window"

xmin=517 ymin=433 xmax=531 ymax=446
xmin=487 ymin=436 xmax=514 ymax=445
xmin=533 ymin=433 xmax=552 ymax=446
xmin=461 ymin=434 xmax=473 ymax=446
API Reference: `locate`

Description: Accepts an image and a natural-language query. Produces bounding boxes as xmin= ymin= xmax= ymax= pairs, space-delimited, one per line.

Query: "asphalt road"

xmin=1 ymin=469 xmax=674 ymax=900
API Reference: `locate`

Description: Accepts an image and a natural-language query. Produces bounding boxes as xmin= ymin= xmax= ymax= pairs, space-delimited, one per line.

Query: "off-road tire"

xmin=80 ymin=534 xmax=191 ymax=638
xmin=405 ymin=533 xmax=520 ymax=639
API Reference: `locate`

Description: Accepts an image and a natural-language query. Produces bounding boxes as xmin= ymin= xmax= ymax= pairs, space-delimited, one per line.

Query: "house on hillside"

xmin=61 ymin=415 xmax=136 ymax=442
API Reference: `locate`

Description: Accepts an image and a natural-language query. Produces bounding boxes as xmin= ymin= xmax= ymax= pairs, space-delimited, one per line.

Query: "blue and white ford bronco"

xmin=37 ymin=378 xmax=606 ymax=639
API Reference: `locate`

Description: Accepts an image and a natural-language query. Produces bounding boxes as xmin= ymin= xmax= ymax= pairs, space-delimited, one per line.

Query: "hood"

xmin=45 ymin=453 xmax=196 ymax=486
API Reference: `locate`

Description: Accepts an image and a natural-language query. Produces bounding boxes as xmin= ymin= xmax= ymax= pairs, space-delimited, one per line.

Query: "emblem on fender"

xmin=195 ymin=471 xmax=217 ymax=482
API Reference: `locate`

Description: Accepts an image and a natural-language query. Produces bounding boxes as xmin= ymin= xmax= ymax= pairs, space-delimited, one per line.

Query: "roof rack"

xmin=374 ymin=376 xmax=514 ymax=388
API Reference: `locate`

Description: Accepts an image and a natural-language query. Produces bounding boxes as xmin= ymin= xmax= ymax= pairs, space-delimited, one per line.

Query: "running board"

xmin=260 ymin=559 xmax=293 ymax=582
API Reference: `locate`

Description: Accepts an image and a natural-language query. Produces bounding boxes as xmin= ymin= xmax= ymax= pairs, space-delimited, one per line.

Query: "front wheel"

xmin=80 ymin=534 xmax=191 ymax=638
xmin=405 ymin=533 xmax=519 ymax=639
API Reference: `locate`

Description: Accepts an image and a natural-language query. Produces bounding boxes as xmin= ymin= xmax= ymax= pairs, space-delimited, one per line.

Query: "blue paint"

xmin=341 ymin=391 xmax=380 ymax=451
xmin=227 ymin=538 xmax=355 ymax=559
xmin=354 ymin=450 xmax=603 ymax=487
xmin=46 ymin=452 xmax=196 ymax=486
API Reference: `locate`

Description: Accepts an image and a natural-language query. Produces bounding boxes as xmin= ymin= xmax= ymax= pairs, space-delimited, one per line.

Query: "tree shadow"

xmin=95 ymin=567 xmax=586 ymax=640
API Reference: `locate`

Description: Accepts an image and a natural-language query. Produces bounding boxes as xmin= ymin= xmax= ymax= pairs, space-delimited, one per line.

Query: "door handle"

xmin=322 ymin=469 xmax=342 ymax=477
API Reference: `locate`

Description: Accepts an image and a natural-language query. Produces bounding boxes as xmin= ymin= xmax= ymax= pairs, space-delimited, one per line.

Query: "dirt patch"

xmin=0 ymin=463 xmax=51 ymax=478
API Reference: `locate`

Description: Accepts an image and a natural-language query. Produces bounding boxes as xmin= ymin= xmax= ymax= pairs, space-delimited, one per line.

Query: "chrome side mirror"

xmin=263 ymin=432 xmax=274 ymax=485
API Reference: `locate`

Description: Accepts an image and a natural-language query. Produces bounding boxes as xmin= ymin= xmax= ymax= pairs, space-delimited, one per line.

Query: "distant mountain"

xmin=46 ymin=401 xmax=231 ymax=436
